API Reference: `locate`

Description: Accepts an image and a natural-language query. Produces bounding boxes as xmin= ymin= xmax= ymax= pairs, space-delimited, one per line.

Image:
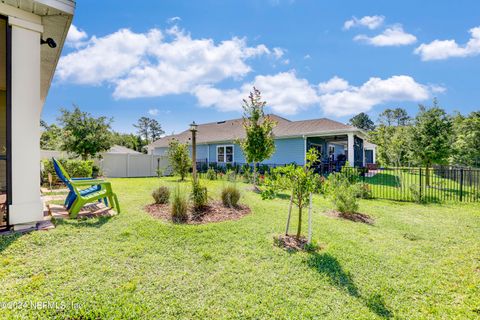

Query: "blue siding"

xmin=157 ymin=138 xmax=306 ymax=165
xmin=267 ymin=138 xmax=305 ymax=165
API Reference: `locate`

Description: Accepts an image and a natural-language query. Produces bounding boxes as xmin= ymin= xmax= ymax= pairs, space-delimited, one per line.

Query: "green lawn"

xmin=1 ymin=177 xmax=479 ymax=319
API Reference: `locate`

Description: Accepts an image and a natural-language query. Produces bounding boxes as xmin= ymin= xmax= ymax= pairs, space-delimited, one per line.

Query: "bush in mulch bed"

xmin=152 ymin=186 xmax=170 ymax=204
xmin=273 ymin=234 xmax=320 ymax=252
xmin=145 ymin=201 xmax=250 ymax=225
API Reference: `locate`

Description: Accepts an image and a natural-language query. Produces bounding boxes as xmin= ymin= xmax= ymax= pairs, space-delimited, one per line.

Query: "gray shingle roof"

xmin=108 ymin=145 xmax=141 ymax=154
xmin=148 ymin=114 xmax=357 ymax=148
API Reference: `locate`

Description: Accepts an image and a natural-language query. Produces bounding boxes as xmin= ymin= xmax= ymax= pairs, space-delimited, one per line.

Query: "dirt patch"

xmin=326 ymin=210 xmax=374 ymax=225
xmin=144 ymin=201 xmax=250 ymax=224
xmin=273 ymin=234 xmax=319 ymax=252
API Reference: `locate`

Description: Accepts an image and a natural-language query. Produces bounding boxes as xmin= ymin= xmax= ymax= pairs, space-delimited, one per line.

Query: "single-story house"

xmin=1 ymin=0 xmax=75 ymax=231
xmin=147 ymin=114 xmax=376 ymax=168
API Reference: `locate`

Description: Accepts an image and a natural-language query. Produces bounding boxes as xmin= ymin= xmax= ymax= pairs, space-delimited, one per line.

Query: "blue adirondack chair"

xmin=52 ymin=158 xmax=103 ymax=209
xmin=51 ymin=158 xmax=120 ymax=218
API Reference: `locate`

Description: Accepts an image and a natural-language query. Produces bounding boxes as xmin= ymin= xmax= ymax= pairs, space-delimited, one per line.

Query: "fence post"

xmin=419 ymin=167 xmax=422 ymax=201
xmin=460 ymin=168 xmax=464 ymax=202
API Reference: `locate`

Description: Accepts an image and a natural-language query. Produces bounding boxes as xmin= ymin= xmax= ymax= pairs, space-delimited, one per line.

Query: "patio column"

xmin=347 ymin=133 xmax=354 ymax=167
xmin=9 ymin=17 xmax=44 ymax=229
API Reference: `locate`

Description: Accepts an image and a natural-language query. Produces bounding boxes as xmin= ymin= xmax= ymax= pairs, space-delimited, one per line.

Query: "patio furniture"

xmin=51 ymin=158 xmax=120 ymax=218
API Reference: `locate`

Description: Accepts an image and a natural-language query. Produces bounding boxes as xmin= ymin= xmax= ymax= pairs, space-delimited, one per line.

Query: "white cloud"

xmin=318 ymin=75 xmax=430 ymax=116
xmin=195 ymin=73 xmax=434 ymax=117
xmin=57 ymin=28 xmax=162 ymax=85
xmin=414 ymin=26 xmax=480 ymax=61
xmin=194 ymin=71 xmax=319 ymax=115
xmin=354 ymin=25 xmax=417 ymax=46
xmin=57 ymin=27 xmax=273 ymax=98
xmin=318 ymin=76 xmax=351 ymax=93
xmin=272 ymin=47 xmax=285 ymax=59
xmin=167 ymin=16 xmax=181 ymax=24
xmin=148 ymin=108 xmax=159 ymax=116
xmin=343 ymin=15 xmax=385 ymax=30
xmin=66 ymin=24 xmax=88 ymax=47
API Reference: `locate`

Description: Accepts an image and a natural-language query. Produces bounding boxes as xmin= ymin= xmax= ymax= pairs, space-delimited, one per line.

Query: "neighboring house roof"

xmin=148 ymin=114 xmax=362 ymax=149
xmin=108 ymin=145 xmax=141 ymax=154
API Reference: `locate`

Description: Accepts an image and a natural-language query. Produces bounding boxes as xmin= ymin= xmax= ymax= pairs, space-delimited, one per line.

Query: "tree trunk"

xmin=252 ymin=162 xmax=258 ymax=186
xmin=296 ymin=199 xmax=303 ymax=239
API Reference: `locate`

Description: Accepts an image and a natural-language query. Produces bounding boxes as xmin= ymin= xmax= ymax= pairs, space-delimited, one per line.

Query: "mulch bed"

xmin=273 ymin=234 xmax=320 ymax=252
xmin=326 ymin=210 xmax=374 ymax=225
xmin=144 ymin=201 xmax=250 ymax=224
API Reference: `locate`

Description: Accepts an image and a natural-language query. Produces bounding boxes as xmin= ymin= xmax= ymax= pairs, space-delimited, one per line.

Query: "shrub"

xmin=241 ymin=164 xmax=252 ymax=183
xmin=225 ymin=169 xmax=237 ymax=182
xmin=152 ymin=186 xmax=170 ymax=204
xmin=221 ymin=184 xmax=241 ymax=207
xmin=326 ymin=172 xmax=359 ymax=214
xmin=206 ymin=168 xmax=217 ymax=180
xmin=167 ymin=139 xmax=191 ymax=181
xmin=191 ymin=180 xmax=208 ymax=211
xmin=409 ymin=184 xmax=425 ymax=204
xmin=356 ymin=183 xmax=372 ymax=199
xmin=171 ymin=186 xmax=188 ymax=223
xmin=92 ymin=164 xmax=101 ymax=178
xmin=42 ymin=159 xmax=94 ymax=185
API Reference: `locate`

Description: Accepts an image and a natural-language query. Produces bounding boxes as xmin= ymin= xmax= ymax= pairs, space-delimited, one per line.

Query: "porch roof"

xmin=1 ymin=0 xmax=76 ymax=101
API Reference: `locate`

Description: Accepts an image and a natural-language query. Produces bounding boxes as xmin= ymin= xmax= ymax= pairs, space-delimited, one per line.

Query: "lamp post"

xmin=190 ymin=121 xmax=198 ymax=182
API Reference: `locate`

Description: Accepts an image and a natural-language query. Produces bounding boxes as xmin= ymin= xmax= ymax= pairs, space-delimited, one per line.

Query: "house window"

xmin=217 ymin=145 xmax=234 ymax=163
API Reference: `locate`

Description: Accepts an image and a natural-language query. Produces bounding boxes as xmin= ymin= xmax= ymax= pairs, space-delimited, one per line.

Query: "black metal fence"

xmin=342 ymin=166 xmax=480 ymax=203
xmin=196 ymin=160 xmax=480 ymax=203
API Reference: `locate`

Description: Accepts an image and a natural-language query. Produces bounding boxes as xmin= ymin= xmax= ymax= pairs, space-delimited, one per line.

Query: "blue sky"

xmin=43 ymin=0 xmax=480 ymax=135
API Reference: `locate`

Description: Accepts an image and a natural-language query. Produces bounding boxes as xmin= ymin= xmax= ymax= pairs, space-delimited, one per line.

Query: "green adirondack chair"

xmin=52 ymin=158 xmax=120 ymax=218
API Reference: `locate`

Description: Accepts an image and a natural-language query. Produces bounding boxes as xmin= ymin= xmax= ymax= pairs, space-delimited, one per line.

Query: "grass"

xmin=1 ymin=177 xmax=479 ymax=319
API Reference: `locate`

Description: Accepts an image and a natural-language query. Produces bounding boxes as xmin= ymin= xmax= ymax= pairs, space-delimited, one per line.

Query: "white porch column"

xmin=9 ymin=17 xmax=44 ymax=229
xmin=347 ymin=133 xmax=354 ymax=167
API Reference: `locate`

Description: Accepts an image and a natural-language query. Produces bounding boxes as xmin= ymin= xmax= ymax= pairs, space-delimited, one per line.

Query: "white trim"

xmin=35 ymin=0 xmax=76 ymax=15
xmin=216 ymin=145 xmax=234 ymax=163
xmin=0 ymin=3 xmax=41 ymax=24
xmin=9 ymin=16 xmax=43 ymax=33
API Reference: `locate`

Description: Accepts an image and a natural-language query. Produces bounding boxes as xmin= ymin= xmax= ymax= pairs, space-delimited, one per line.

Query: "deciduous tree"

xmin=411 ymin=100 xmax=452 ymax=185
xmin=58 ymin=106 xmax=113 ymax=160
xmin=238 ymin=87 xmax=276 ymax=188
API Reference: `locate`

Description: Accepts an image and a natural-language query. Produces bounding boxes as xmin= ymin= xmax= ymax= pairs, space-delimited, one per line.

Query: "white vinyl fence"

xmin=99 ymin=153 xmax=170 ymax=178
xmin=41 ymin=150 xmax=171 ymax=178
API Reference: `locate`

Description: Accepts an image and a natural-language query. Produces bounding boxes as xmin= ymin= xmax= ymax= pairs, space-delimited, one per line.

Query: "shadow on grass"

xmin=54 ymin=215 xmax=113 ymax=228
xmin=365 ymin=173 xmax=401 ymax=187
xmin=0 ymin=232 xmax=22 ymax=254
xmin=306 ymin=252 xmax=392 ymax=319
